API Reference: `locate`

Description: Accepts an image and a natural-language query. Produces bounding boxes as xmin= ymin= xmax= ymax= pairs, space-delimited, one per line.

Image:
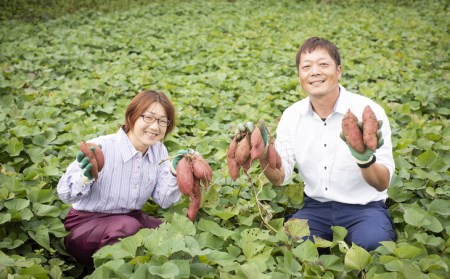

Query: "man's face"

xmin=298 ymin=48 xmax=342 ymax=98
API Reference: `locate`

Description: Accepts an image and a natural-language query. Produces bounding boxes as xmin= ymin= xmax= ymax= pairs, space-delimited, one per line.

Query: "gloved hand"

xmin=171 ymin=148 xmax=195 ymax=175
xmin=76 ymin=146 xmax=97 ymax=184
xmin=341 ymin=120 xmax=384 ymax=167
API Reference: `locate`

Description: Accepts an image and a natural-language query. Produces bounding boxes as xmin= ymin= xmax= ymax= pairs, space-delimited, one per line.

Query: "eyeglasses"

xmin=140 ymin=114 xmax=170 ymax=127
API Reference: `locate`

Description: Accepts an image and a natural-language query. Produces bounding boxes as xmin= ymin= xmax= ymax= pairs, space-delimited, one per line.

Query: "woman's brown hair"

xmin=123 ymin=90 xmax=175 ymax=138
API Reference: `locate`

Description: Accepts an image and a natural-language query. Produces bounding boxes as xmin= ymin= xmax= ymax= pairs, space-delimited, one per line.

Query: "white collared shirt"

xmin=275 ymin=85 xmax=395 ymax=204
xmin=57 ymin=128 xmax=181 ymax=213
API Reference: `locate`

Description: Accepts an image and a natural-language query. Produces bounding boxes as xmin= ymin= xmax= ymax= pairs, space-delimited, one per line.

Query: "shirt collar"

xmin=334 ymin=85 xmax=352 ymax=115
xmin=299 ymin=84 xmax=348 ymax=116
xmin=117 ymin=128 xmax=141 ymax=162
xmin=116 ymin=128 xmax=159 ymax=163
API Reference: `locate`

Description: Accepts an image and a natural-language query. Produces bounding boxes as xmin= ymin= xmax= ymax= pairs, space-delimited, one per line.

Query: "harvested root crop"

xmin=227 ymin=120 xmax=281 ymax=181
xmin=341 ymin=109 xmax=365 ymax=153
xmin=362 ymin=105 xmax=379 ymax=151
xmin=175 ymin=151 xmax=213 ymax=222
xmin=79 ymin=141 xmax=104 ymax=180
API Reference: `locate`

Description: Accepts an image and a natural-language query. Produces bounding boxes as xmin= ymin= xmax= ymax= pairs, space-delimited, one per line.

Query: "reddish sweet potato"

xmin=192 ymin=155 xmax=213 ymax=190
xmin=187 ymin=178 xmax=201 ymax=222
xmin=227 ymin=138 xmax=240 ymax=181
xmin=242 ymin=157 xmax=252 ymax=171
xmin=79 ymin=141 xmax=104 ymax=179
xmin=362 ymin=105 xmax=379 ymax=151
xmin=250 ymin=127 xmax=265 ymax=160
xmin=176 ymin=157 xmax=194 ymax=195
xmin=342 ymin=109 xmax=365 ymax=153
xmin=235 ymin=135 xmax=251 ymax=166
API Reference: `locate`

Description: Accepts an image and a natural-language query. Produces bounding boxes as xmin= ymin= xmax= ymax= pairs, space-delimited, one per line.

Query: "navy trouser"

xmin=289 ymin=197 xmax=396 ymax=251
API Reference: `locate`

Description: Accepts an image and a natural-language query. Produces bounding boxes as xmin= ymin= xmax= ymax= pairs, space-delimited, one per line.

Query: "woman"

xmin=57 ymin=90 xmax=181 ymax=265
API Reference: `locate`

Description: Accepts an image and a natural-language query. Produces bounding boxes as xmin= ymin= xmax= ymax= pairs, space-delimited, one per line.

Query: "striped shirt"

xmin=57 ymin=128 xmax=181 ymax=213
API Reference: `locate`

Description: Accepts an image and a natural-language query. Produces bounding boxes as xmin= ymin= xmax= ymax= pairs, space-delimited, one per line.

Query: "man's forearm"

xmin=259 ymin=157 xmax=285 ymax=186
xmin=360 ymin=163 xmax=390 ymax=191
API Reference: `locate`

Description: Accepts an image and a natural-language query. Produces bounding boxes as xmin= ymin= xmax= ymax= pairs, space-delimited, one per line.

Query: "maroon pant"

xmin=64 ymin=208 xmax=162 ymax=265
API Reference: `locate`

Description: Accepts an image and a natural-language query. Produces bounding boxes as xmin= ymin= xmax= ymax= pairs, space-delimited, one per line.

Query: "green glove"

xmin=171 ymin=149 xmax=195 ymax=170
xmin=76 ymin=144 xmax=102 ymax=182
xmin=76 ymin=150 xmax=94 ymax=182
xmin=256 ymin=120 xmax=269 ymax=147
xmin=341 ymin=120 xmax=384 ymax=166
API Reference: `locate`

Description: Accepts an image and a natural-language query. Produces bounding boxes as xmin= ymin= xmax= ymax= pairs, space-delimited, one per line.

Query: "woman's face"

xmin=127 ymin=102 xmax=168 ymax=153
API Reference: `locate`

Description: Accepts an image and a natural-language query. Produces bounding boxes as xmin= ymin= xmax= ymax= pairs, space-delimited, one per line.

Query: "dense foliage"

xmin=0 ymin=0 xmax=449 ymax=278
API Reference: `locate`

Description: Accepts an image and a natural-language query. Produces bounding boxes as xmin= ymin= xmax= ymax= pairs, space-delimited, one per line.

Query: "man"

xmin=259 ymin=37 xmax=396 ymax=251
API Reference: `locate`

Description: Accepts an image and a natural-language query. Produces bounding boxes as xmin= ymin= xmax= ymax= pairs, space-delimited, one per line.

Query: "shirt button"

xmin=324 ymin=143 xmax=327 ymax=147
xmin=324 ymin=122 xmax=327 ymax=126
xmin=324 ymin=166 xmax=327 ymax=170
xmin=325 ymin=187 xmax=328 ymax=191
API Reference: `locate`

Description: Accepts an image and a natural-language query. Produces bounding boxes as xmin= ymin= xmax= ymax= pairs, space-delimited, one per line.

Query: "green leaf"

xmin=419 ymin=254 xmax=449 ymax=272
xmin=148 ymin=261 xmax=180 ymax=278
xmin=404 ymin=206 xmax=429 ymax=227
xmin=25 ymin=147 xmax=46 ymax=163
xmin=197 ymin=219 xmax=235 ymax=240
xmin=284 ymin=218 xmax=310 ymax=240
xmin=332 ymin=226 xmax=348 ymax=242
xmin=344 ymin=244 xmax=371 ymax=271
xmin=0 ymin=250 xmax=15 ymax=267
xmin=5 ymin=137 xmax=24 ymax=156
xmin=415 ymin=150 xmax=438 ymax=168
xmin=292 ymin=240 xmax=319 ymax=262
xmin=393 ymin=244 xmax=424 ymax=259
xmin=203 ymin=250 xmax=235 ymax=266
xmin=16 ymin=264 xmax=49 ymax=278
xmin=427 ymin=199 xmax=450 ymax=216
xmin=170 ymin=213 xmax=196 ymax=236
xmin=32 ymin=203 xmax=61 ymax=217
xmin=404 ymin=205 xmax=443 ymax=233
xmin=320 ymin=254 xmax=345 ymax=272
xmin=4 ymin=199 xmax=30 ymax=211
xmin=28 ymin=225 xmax=52 ymax=252
xmin=236 ymin=263 xmax=272 ymax=279
xmin=283 ymin=249 xmax=302 ymax=275
xmin=0 ymin=213 xmax=11 ymax=225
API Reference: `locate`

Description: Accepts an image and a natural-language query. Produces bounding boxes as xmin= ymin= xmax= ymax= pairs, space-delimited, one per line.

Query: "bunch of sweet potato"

xmin=227 ymin=120 xmax=281 ymax=181
xmin=176 ymin=152 xmax=213 ymax=221
xmin=79 ymin=141 xmax=104 ymax=179
xmin=341 ymin=105 xmax=379 ymax=152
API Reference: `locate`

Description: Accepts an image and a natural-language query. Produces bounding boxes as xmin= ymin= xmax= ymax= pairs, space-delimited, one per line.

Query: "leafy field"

xmin=0 ymin=0 xmax=449 ymax=278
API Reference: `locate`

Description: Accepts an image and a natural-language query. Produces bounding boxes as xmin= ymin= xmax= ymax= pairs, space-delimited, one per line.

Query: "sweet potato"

xmin=187 ymin=178 xmax=201 ymax=222
xmin=342 ymin=109 xmax=365 ymax=153
xmin=362 ymin=105 xmax=379 ymax=151
xmin=227 ymin=138 xmax=240 ymax=181
xmin=176 ymin=157 xmax=194 ymax=195
xmin=192 ymin=155 xmax=213 ymax=190
xmin=242 ymin=157 xmax=252 ymax=171
xmin=79 ymin=141 xmax=104 ymax=180
xmin=250 ymin=127 xmax=265 ymax=160
xmin=235 ymin=135 xmax=251 ymax=166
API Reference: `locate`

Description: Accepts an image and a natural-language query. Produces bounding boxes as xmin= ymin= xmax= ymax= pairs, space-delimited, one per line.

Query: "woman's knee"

xmin=100 ymin=216 xmax=142 ymax=246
